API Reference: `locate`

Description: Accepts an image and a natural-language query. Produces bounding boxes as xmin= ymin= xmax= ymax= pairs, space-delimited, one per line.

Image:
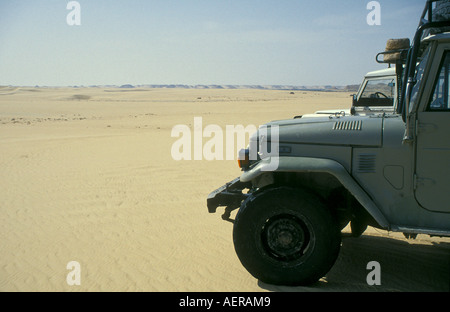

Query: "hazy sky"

xmin=0 ymin=0 xmax=424 ymax=86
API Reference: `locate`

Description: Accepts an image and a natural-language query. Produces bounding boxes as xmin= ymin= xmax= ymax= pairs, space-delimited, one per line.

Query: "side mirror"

xmin=352 ymin=94 xmax=357 ymax=106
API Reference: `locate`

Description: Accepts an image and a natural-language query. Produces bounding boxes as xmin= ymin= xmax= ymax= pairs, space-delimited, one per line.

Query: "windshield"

xmin=409 ymin=44 xmax=431 ymax=113
xmin=355 ymin=76 xmax=396 ymax=107
xmin=360 ymin=78 xmax=395 ymax=99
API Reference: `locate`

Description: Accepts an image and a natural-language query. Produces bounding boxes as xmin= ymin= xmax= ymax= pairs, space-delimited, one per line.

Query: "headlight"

xmin=238 ymin=148 xmax=250 ymax=170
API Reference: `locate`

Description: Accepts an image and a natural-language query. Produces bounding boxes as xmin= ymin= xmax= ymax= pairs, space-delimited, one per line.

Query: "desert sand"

xmin=0 ymin=86 xmax=448 ymax=292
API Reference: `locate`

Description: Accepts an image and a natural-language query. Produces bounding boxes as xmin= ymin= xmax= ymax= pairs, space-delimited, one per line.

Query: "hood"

xmin=261 ymin=115 xmax=383 ymax=147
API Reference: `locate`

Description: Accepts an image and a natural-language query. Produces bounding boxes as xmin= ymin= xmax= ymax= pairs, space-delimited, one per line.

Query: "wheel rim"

xmin=261 ymin=214 xmax=312 ymax=262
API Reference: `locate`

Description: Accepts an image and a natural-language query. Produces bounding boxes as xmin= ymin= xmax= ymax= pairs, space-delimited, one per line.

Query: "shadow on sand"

xmin=258 ymin=233 xmax=450 ymax=292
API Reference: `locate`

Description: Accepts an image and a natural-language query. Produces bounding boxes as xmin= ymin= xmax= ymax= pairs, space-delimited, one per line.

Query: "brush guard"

xmin=207 ymin=177 xmax=251 ymax=219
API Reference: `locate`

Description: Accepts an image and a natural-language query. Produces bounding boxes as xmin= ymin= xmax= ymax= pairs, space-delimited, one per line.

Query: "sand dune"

xmin=0 ymin=87 xmax=448 ymax=292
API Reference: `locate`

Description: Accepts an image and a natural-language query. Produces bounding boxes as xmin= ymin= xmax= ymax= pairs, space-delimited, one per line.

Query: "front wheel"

xmin=233 ymin=187 xmax=341 ymax=286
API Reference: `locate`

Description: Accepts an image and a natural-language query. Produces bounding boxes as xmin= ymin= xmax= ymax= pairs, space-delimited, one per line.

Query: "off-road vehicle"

xmin=301 ymin=67 xmax=398 ymax=118
xmin=207 ymin=0 xmax=450 ymax=286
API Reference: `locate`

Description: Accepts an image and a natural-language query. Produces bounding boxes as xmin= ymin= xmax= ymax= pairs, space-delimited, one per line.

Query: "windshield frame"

xmin=408 ymin=42 xmax=433 ymax=114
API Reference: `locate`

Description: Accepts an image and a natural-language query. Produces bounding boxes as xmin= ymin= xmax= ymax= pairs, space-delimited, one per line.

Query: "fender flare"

xmin=240 ymin=157 xmax=390 ymax=229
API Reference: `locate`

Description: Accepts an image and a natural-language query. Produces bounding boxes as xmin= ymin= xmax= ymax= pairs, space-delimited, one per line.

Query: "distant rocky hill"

xmin=26 ymin=84 xmax=360 ymax=92
xmin=111 ymin=84 xmax=360 ymax=92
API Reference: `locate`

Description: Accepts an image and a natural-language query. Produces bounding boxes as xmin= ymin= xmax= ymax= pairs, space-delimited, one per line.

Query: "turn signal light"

xmin=238 ymin=149 xmax=250 ymax=169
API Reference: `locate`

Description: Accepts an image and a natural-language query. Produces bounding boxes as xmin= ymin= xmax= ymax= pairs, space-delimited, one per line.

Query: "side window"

xmin=428 ymin=51 xmax=450 ymax=111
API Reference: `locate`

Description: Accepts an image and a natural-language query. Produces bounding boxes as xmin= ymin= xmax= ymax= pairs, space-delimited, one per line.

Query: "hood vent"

xmin=333 ymin=120 xmax=362 ymax=131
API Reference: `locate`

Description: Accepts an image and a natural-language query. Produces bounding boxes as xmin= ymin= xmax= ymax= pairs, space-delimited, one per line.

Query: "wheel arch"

xmin=240 ymin=156 xmax=390 ymax=229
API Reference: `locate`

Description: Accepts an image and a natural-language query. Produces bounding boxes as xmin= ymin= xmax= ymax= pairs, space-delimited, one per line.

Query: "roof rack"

xmin=398 ymin=0 xmax=450 ymax=118
xmin=376 ymin=1 xmax=450 ymax=65
xmin=421 ymin=0 xmax=449 ymax=25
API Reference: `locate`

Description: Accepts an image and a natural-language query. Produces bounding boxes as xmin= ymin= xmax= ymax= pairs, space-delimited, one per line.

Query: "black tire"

xmin=233 ymin=187 xmax=341 ymax=286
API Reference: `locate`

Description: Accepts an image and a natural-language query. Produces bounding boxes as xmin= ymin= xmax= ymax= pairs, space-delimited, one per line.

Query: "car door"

xmin=415 ymin=45 xmax=450 ymax=213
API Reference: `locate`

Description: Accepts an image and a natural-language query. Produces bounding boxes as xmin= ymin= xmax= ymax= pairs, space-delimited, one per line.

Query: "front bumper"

xmin=207 ymin=177 xmax=251 ymax=213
